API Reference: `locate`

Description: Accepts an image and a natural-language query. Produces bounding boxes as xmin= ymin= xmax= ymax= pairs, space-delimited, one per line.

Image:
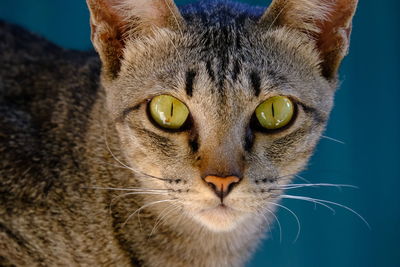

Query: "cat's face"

xmin=105 ymin=27 xmax=332 ymax=231
xmin=88 ymin=0 xmax=357 ymax=232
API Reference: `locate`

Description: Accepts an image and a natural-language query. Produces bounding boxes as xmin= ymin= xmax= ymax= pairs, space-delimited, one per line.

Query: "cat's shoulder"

xmin=0 ymin=21 xmax=100 ymax=203
xmin=0 ymin=20 xmax=100 ymax=90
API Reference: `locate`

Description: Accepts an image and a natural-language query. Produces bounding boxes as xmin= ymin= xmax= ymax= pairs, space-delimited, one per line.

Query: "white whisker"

xmin=267 ymin=201 xmax=301 ymax=243
xmin=263 ymin=206 xmax=282 ymax=243
xmin=149 ymin=203 xmax=181 ymax=237
xmin=85 ymin=186 xmax=171 ymax=192
xmin=278 ymin=194 xmax=370 ymax=229
xmin=122 ymin=199 xmax=178 ymax=228
xmin=272 ymin=183 xmax=358 ymax=190
xmin=104 ymin=133 xmax=136 ymax=173
xmin=103 ymin=130 xmax=167 ymax=181
xmin=163 ymin=0 xmax=183 ymax=37
xmin=243 ymin=202 xmax=275 ymax=239
xmin=109 ymin=191 xmax=171 ymax=214
xmin=321 ymin=135 xmax=346 ymax=145
xmin=294 ymin=174 xmax=312 ymax=183
xmin=266 ymin=0 xmax=289 ymax=32
xmin=280 ymin=194 xmax=336 ymax=214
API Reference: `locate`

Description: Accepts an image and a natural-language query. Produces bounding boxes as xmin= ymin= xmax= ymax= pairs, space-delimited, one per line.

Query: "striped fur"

xmin=0 ymin=0 xmax=358 ymax=266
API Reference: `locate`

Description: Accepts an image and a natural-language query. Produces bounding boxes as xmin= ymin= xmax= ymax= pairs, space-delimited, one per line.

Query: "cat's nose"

xmin=203 ymin=175 xmax=241 ymax=201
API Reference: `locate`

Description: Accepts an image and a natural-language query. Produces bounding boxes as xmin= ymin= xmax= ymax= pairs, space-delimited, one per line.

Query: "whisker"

xmin=280 ymin=194 xmax=336 ymax=214
xmin=148 ymin=204 xmax=175 ymax=237
xmin=321 ymin=135 xmax=346 ymax=145
xmin=103 ymin=131 xmax=169 ymax=182
xmin=267 ymin=208 xmax=282 ymax=243
xmin=294 ymin=174 xmax=312 ymax=184
xmin=92 ymin=159 xmax=167 ymax=182
xmin=163 ymin=0 xmax=183 ymax=37
xmin=273 ymin=173 xmax=300 ymax=182
xmin=259 ymin=204 xmax=282 ymax=243
xmin=84 ymin=186 xmax=171 ymax=192
xmin=104 ymin=133 xmax=136 ymax=173
xmin=92 ymin=158 xmax=131 ymax=171
xmin=266 ymin=0 xmax=289 ymax=32
xmin=257 ymin=210 xmax=273 ymax=239
xmin=271 ymin=183 xmax=358 ymax=190
xmin=277 ymin=194 xmax=371 ymax=229
xmin=243 ymin=202 xmax=275 ymax=239
xmin=172 ymin=204 xmax=187 ymax=230
xmin=267 ymin=201 xmax=301 ymax=243
xmin=109 ymin=191 xmax=171 ymax=214
xmin=149 ymin=203 xmax=181 ymax=237
xmin=255 ymin=173 xmax=297 ymax=185
xmin=122 ymin=199 xmax=178 ymax=228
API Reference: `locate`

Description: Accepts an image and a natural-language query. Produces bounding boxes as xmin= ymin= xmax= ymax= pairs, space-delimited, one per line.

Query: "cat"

xmin=0 ymin=0 xmax=358 ymax=266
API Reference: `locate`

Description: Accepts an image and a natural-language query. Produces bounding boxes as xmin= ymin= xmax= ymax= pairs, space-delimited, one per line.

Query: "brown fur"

xmin=0 ymin=0 xmax=358 ymax=266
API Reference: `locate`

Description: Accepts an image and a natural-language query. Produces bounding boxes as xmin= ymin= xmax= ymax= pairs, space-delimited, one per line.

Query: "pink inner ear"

xmin=87 ymin=0 xmax=183 ymax=79
xmin=317 ymin=0 xmax=356 ymax=56
xmin=103 ymin=0 xmax=174 ymax=28
xmin=90 ymin=0 xmax=126 ymax=40
xmin=88 ymin=0 xmax=130 ymax=79
xmin=131 ymin=0 xmax=167 ymax=25
xmin=315 ymin=0 xmax=357 ymax=78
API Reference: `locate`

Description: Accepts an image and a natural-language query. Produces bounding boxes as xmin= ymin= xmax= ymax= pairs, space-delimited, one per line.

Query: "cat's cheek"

xmin=274 ymin=155 xmax=312 ymax=179
xmin=115 ymin=123 xmax=163 ymax=178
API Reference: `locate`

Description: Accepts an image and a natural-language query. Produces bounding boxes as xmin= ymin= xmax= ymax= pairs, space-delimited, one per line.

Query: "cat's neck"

xmin=85 ymin=89 xmax=266 ymax=266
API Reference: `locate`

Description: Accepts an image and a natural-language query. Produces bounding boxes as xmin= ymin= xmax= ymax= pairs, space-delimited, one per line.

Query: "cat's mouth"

xmin=192 ymin=203 xmax=249 ymax=232
xmin=199 ymin=203 xmax=231 ymax=212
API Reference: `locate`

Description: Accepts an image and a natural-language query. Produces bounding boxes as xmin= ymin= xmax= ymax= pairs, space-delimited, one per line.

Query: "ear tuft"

xmin=260 ymin=0 xmax=333 ymax=36
xmin=260 ymin=0 xmax=358 ymax=80
xmin=86 ymin=0 xmax=184 ymax=80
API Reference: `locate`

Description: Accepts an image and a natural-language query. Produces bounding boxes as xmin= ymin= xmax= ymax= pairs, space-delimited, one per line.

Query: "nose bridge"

xmin=199 ymin=127 xmax=244 ymax=178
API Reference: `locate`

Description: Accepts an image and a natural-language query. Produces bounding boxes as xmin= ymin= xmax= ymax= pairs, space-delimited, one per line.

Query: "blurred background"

xmin=1 ymin=0 xmax=399 ymax=266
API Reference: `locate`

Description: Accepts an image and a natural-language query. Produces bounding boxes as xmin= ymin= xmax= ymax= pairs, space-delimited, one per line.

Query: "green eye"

xmin=255 ymin=96 xmax=294 ymax=130
xmin=149 ymin=95 xmax=189 ymax=130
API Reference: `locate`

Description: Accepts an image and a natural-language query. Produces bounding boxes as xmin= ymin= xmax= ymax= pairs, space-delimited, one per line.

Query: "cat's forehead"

xmin=116 ymin=9 xmax=332 ymax=121
xmin=177 ymin=26 xmax=327 ymax=102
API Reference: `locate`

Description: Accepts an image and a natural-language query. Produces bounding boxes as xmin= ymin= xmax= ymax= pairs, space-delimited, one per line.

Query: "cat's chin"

xmin=192 ymin=204 xmax=249 ymax=232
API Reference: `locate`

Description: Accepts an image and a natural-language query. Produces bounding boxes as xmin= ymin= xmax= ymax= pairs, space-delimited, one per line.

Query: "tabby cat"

xmin=0 ymin=0 xmax=358 ymax=266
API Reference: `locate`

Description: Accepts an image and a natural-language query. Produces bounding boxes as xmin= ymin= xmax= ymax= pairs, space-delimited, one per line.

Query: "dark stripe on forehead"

xmin=206 ymin=61 xmax=215 ymax=81
xmin=185 ymin=70 xmax=196 ymax=97
xmin=215 ymin=27 xmax=231 ymax=92
xmin=217 ymin=49 xmax=229 ymax=91
xmin=267 ymin=69 xmax=288 ymax=85
xmin=232 ymin=59 xmax=241 ymax=82
xmin=249 ymin=71 xmax=261 ymax=97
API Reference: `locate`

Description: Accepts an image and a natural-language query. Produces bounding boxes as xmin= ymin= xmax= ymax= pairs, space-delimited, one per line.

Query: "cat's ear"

xmin=260 ymin=0 xmax=358 ymax=80
xmin=86 ymin=0 xmax=184 ymax=80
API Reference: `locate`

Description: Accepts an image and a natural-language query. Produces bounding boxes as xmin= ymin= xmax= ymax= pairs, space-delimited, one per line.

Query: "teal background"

xmin=1 ymin=0 xmax=399 ymax=266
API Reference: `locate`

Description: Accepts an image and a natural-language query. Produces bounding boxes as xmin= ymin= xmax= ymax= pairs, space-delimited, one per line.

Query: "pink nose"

xmin=204 ymin=175 xmax=241 ymax=201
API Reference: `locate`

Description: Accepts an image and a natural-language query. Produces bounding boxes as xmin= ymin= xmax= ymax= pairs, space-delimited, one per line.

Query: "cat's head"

xmin=87 ymin=0 xmax=358 ymax=232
